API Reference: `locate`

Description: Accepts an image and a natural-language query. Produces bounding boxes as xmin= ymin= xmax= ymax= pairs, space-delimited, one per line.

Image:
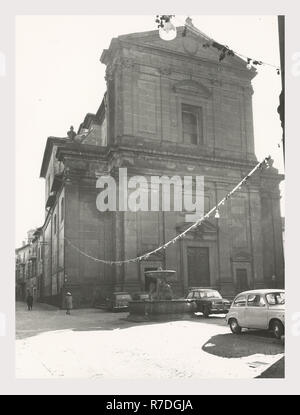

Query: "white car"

xmin=226 ymin=289 xmax=285 ymax=339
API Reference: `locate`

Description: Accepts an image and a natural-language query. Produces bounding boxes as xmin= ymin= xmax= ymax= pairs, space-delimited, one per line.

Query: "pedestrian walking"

xmin=26 ymin=291 xmax=33 ymax=311
xmin=65 ymin=292 xmax=73 ymax=315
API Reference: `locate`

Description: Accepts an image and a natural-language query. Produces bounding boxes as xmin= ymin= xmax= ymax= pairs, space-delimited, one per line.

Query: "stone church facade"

xmin=38 ymin=25 xmax=284 ymax=307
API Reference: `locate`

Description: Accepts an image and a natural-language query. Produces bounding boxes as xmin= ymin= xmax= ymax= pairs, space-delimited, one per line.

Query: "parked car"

xmin=186 ymin=287 xmax=231 ymax=317
xmin=226 ymin=289 xmax=285 ymax=339
xmin=132 ymin=292 xmax=150 ymax=301
xmin=105 ymin=292 xmax=132 ymax=312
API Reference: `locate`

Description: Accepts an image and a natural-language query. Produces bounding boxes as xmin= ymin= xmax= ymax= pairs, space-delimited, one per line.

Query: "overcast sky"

xmin=15 ymin=15 xmax=284 ymax=247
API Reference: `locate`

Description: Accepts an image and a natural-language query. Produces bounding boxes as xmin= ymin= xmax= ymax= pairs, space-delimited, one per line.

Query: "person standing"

xmin=26 ymin=291 xmax=33 ymax=311
xmin=65 ymin=292 xmax=73 ymax=315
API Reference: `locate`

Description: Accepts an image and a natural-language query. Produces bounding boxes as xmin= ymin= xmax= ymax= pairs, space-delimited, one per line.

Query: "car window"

xmin=233 ymin=295 xmax=246 ymax=307
xmin=247 ymin=294 xmax=266 ymax=307
xmin=197 ymin=291 xmax=222 ymax=299
xmin=116 ymin=294 xmax=131 ymax=300
xmin=187 ymin=292 xmax=194 ymax=299
xmin=193 ymin=291 xmax=200 ymax=299
xmin=206 ymin=291 xmax=222 ymax=299
xmin=266 ymin=292 xmax=285 ymax=305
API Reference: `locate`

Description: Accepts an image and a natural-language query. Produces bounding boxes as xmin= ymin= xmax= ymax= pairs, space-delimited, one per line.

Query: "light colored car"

xmin=226 ymin=289 xmax=285 ymax=339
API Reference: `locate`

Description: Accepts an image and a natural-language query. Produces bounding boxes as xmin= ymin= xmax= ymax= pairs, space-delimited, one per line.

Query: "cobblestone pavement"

xmin=15 ymin=301 xmax=284 ymax=379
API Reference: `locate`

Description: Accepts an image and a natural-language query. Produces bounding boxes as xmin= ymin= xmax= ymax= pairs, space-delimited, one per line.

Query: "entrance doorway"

xmin=187 ymin=247 xmax=210 ymax=287
xmin=236 ymin=268 xmax=249 ymax=292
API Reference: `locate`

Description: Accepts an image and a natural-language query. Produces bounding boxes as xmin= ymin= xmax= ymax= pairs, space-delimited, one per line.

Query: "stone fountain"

xmin=128 ymin=269 xmax=196 ymax=321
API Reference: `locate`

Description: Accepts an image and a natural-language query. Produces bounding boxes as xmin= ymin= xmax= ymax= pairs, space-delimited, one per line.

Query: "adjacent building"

xmin=17 ymin=23 xmax=285 ymax=307
xmin=15 ymin=229 xmax=43 ymax=301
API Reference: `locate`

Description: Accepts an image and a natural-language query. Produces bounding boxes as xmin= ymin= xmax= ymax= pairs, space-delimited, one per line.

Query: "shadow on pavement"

xmin=202 ymin=331 xmax=284 ymax=358
xmin=256 ymin=356 xmax=284 ymax=378
xmin=72 ymin=326 xmax=115 ymax=331
xmin=16 ymin=302 xmax=193 ymax=339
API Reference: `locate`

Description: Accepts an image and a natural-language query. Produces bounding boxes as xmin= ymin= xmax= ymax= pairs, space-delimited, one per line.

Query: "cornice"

xmin=40 ymin=136 xmax=68 ymax=178
xmin=106 ymin=140 xmax=259 ymax=171
xmin=110 ymin=38 xmax=256 ymax=81
xmin=56 ymin=143 xmax=108 ymax=163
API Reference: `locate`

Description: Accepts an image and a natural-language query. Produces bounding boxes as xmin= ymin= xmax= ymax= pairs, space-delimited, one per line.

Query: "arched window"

xmin=61 ymin=197 xmax=64 ymax=222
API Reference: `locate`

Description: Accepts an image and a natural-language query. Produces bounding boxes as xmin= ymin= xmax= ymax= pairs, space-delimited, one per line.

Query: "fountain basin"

xmin=128 ymin=299 xmax=196 ymax=321
xmin=128 ymin=269 xmax=195 ymax=321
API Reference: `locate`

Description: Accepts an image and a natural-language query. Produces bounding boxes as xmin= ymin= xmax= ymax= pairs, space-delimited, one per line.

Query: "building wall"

xmin=100 ymin=33 xmax=284 ymax=299
xmin=37 ymin=29 xmax=284 ymax=307
xmin=15 ymin=237 xmax=42 ymax=302
xmin=105 ymin=39 xmax=256 ymax=162
xmin=63 ymin=168 xmax=115 ymax=307
xmin=116 ymin=161 xmax=268 ymax=298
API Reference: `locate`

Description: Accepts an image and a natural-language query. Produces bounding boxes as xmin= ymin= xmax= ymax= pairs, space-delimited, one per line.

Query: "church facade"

xmin=38 ymin=25 xmax=284 ymax=307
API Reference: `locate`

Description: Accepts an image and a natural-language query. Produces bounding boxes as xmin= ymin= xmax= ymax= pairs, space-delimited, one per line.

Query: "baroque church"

xmin=38 ymin=23 xmax=284 ymax=307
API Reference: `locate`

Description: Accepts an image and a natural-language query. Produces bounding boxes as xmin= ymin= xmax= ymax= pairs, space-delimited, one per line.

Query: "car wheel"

xmin=271 ymin=320 xmax=284 ymax=339
xmin=203 ymin=306 xmax=210 ymax=318
xmin=229 ymin=318 xmax=242 ymax=334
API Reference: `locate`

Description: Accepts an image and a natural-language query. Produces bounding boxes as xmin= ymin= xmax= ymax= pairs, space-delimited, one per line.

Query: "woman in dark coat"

xmin=26 ymin=292 xmax=33 ymax=311
xmin=65 ymin=292 xmax=73 ymax=315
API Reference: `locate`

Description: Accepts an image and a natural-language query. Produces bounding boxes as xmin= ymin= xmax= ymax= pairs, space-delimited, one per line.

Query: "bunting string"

xmin=64 ymin=156 xmax=271 ymax=266
xmin=156 ymin=15 xmax=281 ymax=74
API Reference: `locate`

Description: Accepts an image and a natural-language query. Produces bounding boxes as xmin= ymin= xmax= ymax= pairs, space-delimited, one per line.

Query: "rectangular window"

xmin=233 ymin=295 xmax=246 ymax=307
xmin=204 ymin=196 xmax=210 ymax=214
xmin=181 ymin=104 xmax=203 ymax=145
xmin=247 ymin=294 xmax=265 ymax=307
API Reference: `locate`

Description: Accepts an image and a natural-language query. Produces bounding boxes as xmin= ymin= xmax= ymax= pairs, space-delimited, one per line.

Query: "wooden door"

xmin=236 ymin=268 xmax=249 ymax=292
xmin=187 ymin=247 xmax=210 ymax=287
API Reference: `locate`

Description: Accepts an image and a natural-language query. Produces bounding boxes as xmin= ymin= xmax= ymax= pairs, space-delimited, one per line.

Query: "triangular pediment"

xmin=172 ymin=79 xmax=211 ymax=97
xmin=176 ymin=219 xmax=218 ymax=235
xmin=117 ymin=26 xmax=251 ymax=72
xmin=231 ymin=251 xmax=252 ymax=262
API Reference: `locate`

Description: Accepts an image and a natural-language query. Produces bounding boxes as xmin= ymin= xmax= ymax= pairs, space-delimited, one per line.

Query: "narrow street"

xmin=16 ymin=302 xmax=284 ymax=379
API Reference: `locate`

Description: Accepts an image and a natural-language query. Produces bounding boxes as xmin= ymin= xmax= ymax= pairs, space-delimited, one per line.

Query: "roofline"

xmin=15 ymin=244 xmax=30 ymax=252
xmin=95 ymin=95 xmax=106 ymax=120
xmin=40 ymin=136 xmax=68 ymax=178
xmin=101 ymin=25 xmax=256 ymax=79
xmin=235 ymin=289 xmax=285 ymax=296
xmin=78 ymin=113 xmax=97 ymax=133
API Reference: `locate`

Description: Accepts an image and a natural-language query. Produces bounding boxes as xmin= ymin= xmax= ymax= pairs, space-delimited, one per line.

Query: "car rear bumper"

xmin=210 ymin=308 xmax=230 ymax=314
xmin=112 ymin=306 xmax=129 ymax=311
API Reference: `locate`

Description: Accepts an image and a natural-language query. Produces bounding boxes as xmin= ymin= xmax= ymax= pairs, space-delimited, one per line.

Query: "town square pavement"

xmin=15 ymin=302 xmax=284 ymax=379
